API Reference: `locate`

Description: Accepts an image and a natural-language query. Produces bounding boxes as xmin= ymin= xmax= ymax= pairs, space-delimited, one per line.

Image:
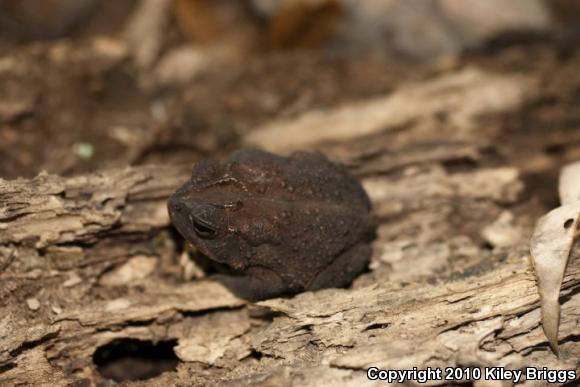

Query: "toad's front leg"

xmin=212 ymin=266 xmax=287 ymax=301
xmin=308 ymin=243 xmax=371 ymax=291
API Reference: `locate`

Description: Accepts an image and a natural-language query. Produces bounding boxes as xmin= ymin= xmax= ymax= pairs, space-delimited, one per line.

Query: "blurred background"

xmin=1 ymin=0 xmax=580 ymax=182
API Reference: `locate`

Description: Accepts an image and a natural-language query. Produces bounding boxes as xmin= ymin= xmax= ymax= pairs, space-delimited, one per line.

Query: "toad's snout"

xmin=168 ymin=195 xmax=187 ymax=215
xmin=167 ymin=195 xmax=198 ymax=233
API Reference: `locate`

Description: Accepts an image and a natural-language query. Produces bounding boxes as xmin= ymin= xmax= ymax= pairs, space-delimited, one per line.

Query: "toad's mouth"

xmin=177 ymin=226 xmax=223 ymax=265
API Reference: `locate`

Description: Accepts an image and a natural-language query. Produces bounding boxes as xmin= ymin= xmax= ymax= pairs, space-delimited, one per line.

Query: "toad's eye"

xmin=192 ymin=218 xmax=217 ymax=239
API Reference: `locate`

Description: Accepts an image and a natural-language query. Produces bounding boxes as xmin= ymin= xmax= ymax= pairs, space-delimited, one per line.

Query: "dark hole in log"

xmin=248 ymin=350 xmax=263 ymax=360
xmin=544 ymin=143 xmax=566 ymax=155
xmin=363 ymin=322 xmax=390 ymax=331
xmin=93 ymin=338 xmax=179 ymax=382
xmin=441 ymin=156 xmax=478 ymax=173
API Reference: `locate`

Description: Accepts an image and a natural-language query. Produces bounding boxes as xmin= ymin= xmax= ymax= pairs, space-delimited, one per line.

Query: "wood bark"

xmin=1 ymin=68 xmax=579 ymax=387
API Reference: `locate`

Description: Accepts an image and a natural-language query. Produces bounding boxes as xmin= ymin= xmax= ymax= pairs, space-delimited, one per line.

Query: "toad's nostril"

xmin=169 ymin=197 xmax=186 ymax=213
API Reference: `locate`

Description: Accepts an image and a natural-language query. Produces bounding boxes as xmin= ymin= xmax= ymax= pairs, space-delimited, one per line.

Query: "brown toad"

xmin=168 ymin=149 xmax=375 ymax=300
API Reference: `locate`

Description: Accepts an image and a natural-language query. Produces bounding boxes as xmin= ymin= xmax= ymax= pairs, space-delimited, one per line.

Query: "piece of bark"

xmin=244 ymin=69 xmax=538 ymax=153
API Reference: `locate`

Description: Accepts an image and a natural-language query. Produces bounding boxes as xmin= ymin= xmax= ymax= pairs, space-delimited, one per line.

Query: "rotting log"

xmin=0 ymin=162 xmax=578 ymax=386
xmin=1 ymin=67 xmax=579 ymax=386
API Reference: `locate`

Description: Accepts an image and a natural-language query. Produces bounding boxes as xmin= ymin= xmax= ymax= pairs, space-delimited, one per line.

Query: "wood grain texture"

xmin=1 ymin=66 xmax=579 ymax=386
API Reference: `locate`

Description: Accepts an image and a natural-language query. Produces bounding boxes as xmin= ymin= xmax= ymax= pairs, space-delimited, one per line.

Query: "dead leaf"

xmin=530 ymin=160 xmax=580 ymax=354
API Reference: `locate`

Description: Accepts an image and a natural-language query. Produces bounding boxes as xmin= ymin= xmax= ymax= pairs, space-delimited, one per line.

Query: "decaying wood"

xmin=1 ymin=67 xmax=579 ymax=386
xmin=244 ymin=68 xmax=537 ymax=153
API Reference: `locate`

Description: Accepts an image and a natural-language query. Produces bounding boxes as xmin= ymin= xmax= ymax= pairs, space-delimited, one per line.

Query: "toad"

xmin=168 ymin=149 xmax=375 ymax=300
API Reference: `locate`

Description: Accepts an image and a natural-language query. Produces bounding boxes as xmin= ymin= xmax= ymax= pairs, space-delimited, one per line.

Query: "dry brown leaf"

xmin=172 ymin=0 xmax=223 ymax=44
xmin=124 ymin=0 xmax=170 ymax=68
xmin=263 ymin=0 xmax=342 ymax=49
xmin=530 ymin=160 xmax=580 ymax=355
